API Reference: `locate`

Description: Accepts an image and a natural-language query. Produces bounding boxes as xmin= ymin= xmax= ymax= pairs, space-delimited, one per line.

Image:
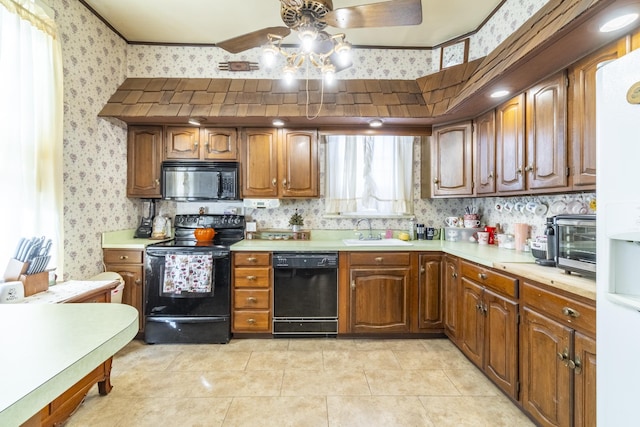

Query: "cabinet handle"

xmin=351 ymin=280 xmax=356 ymax=290
xmin=488 ymin=172 xmax=494 ymax=179
xmin=282 ymin=179 xmax=288 ymax=189
xmin=420 ymin=266 xmax=425 ymax=274
xmin=194 ymin=141 xmax=199 ymax=149
xmin=557 ymin=349 xmax=570 ymax=366
xmin=573 ymin=356 xmax=582 ymax=374
xmin=272 ymin=178 xmax=277 ymax=187
xmin=246 ymin=275 xmax=257 ymax=281
xmin=525 ymin=165 xmax=533 ymax=172
xmin=247 ymin=318 xmax=256 ymax=325
xmin=452 ymin=272 xmax=458 ymax=279
xmin=246 ymin=257 xmax=257 ymax=263
xmin=562 ymin=307 xmax=580 ymax=318
xmin=135 ymin=279 xmax=141 ymax=286
xmin=246 ymin=297 xmax=257 ymax=303
xmin=517 ymin=168 xmax=523 ymax=175
xmin=374 ymin=257 xmax=383 ymax=264
xmin=119 ymin=255 xmax=129 ymax=260
xmin=154 ymin=179 xmax=160 ymax=188
xmin=478 ymin=273 xmax=487 ymax=280
xmin=433 ymin=178 xmax=439 ymax=188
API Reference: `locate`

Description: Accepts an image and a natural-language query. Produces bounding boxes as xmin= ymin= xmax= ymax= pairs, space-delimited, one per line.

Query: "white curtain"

xmin=0 ymin=0 xmax=64 ymax=277
xmin=325 ymin=135 xmax=414 ymax=215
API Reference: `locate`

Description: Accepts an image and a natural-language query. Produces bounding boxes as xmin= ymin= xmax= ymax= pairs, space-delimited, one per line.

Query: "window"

xmin=0 ymin=0 xmax=64 ymax=275
xmin=324 ymin=135 xmax=415 ymax=216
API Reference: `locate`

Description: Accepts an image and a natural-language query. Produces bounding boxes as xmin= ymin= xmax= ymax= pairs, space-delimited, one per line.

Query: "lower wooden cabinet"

xmin=520 ymin=281 xmax=596 ymax=427
xmin=103 ymin=249 xmax=145 ymax=332
xmin=347 ymin=252 xmax=412 ymax=333
xmin=232 ymin=252 xmax=272 ymax=333
xmin=415 ymin=253 xmax=443 ymax=331
xmin=459 ymin=261 xmax=519 ymax=400
xmin=442 ymin=255 xmax=460 ymax=343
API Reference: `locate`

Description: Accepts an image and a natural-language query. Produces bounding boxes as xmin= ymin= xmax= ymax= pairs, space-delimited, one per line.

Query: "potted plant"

xmin=288 ymin=209 xmax=304 ymax=232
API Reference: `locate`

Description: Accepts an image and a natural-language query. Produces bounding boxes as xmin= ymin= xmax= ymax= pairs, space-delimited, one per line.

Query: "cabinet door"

xmin=202 ymin=127 xmax=238 ymax=160
xmin=104 ymin=264 xmax=144 ymax=332
xmin=459 ymin=277 xmax=484 ymax=368
xmin=350 ymin=267 xmax=411 ymax=333
xmin=416 ymin=254 xmax=442 ymax=330
xmin=279 ymin=129 xmax=318 ymax=198
xmin=474 ymin=110 xmax=496 ymax=195
xmin=496 ymin=94 xmax=526 ymax=193
xmin=521 ymin=307 xmax=572 ymax=427
xmin=242 ymin=128 xmax=279 ymax=197
xmin=483 ymin=288 xmax=519 ymax=399
xmin=526 ymin=72 xmax=568 ymax=191
xmin=165 ymin=126 xmax=200 ymax=159
xmin=574 ymin=332 xmax=596 ymax=427
xmin=443 ymin=255 xmax=460 ymax=342
xmin=569 ymin=40 xmax=625 ymax=190
xmin=127 ymin=126 xmax=163 ymax=198
xmin=430 ymin=121 xmax=474 ymax=197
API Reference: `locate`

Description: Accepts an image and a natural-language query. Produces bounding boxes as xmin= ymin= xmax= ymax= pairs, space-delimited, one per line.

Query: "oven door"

xmin=144 ymin=247 xmax=231 ymax=317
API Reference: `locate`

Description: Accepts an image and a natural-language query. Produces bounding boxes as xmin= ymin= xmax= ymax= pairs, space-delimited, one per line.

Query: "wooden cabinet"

xmin=242 ymin=128 xmax=318 ymax=198
xmin=459 ymin=261 xmax=519 ymax=399
xmin=127 ymin=126 xmax=163 ymax=198
xmin=496 ymin=72 xmax=568 ymax=194
xmin=424 ymin=121 xmax=474 ymax=197
xmin=103 ymin=249 xmax=145 ymax=332
xmin=568 ymin=39 xmax=626 ymax=190
xmin=474 ymin=110 xmax=496 ymax=195
xmin=415 ymin=253 xmax=443 ymax=331
xmin=520 ymin=281 xmax=596 ymax=427
xmin=347 ymin=252 xmax=412 ymax=333
xmin=232 ymin=252 xmax=272 ymax=333
xmin=165 ymin=126 xmax=238 ymax=160
xmin=442 ymin=255 xmax=461 ymax=343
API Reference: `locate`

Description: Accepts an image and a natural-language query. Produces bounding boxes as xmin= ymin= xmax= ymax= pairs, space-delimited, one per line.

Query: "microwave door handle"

xmin=216 ymin=171 xmax=222 ymax=198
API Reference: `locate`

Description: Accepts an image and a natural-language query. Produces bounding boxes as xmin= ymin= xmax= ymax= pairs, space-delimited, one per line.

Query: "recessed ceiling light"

xmin=188 ymin=117 xmax=201 ymax=126
xmin=600 ymin=13 xmax=639 ymax=32
xmin=490 ymin=90 xmax=510 ymax=98
xmin=369 ymin=119 xmax=383 ymax=128
xmin=272 ymin=118 xmax=286 ymax=127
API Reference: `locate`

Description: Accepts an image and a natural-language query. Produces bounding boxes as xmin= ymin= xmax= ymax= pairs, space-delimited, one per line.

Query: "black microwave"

xmin=161 ymin=161 xmax=240 ymax=201
xmin=553 ymin=214 xmax=596 ymax=277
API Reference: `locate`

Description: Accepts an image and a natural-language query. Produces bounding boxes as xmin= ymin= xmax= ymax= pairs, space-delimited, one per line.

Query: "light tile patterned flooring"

xmin=67 ymin=338 xmax=535 ymax=427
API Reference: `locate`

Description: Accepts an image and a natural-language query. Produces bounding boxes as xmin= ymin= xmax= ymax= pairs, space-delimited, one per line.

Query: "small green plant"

xmin=288 ymin=209 xmax=304 ymax=226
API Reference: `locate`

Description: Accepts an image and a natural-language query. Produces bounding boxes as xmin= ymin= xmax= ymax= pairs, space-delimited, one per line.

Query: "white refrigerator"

xmin=596 ymin=47 xmax=640 ymax=425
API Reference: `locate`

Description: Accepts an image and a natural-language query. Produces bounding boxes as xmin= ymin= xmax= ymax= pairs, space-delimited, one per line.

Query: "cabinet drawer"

xmin=234 ymin=252 xmax=271 ymax=267
xmin=460 ymin=261 xmax=518 ymax=298
xmin=233 ymin=310 xmax=270 ymax=332
xmin=234 ymin=289 xmax=270 ymax=309
xmin=103 ymin=249 xmax=143 ymax=264
xmin=349 ymin=252 xmax=411 ymax=266
xmin=522 ymin=282 xmax=595 ymax=336
xmin=234 ymin=267 xmax=271 ymax=288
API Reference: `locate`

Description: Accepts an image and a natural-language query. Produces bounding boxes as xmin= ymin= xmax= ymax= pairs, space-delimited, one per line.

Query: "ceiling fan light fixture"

xmin=298 ymin=25 xmax=318 ymax=52
xmin=321 ymin=62 xmax=336 ymax=83
xmin=282 ymin=63 xmax=297 ymax=84
xmin=262 ymin=44 xmax=279 ymax=67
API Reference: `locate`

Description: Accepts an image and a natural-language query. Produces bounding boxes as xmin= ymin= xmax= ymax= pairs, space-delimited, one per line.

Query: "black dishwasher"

xmin=272 ymin=252 xmax=338 ymax=336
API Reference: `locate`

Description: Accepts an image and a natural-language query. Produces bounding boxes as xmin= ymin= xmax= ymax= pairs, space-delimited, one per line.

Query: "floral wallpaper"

xmin=52 ymin=0 xmax=555 ymax=279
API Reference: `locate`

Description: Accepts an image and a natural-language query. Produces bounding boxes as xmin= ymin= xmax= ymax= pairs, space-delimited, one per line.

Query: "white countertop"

xmin=102 ymin=229 xmax=170 ymax=249
xmin=0 ymin=303 xmax=138 ymax=425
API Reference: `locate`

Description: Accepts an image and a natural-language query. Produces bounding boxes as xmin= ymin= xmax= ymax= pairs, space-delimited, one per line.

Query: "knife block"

xmin=3 ymin=258 xmax=29 ymax=281
xmin=19 ymin=271 xmax=49 ymax=296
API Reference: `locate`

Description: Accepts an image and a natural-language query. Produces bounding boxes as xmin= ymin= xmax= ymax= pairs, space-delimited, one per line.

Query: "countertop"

xmin=102 ymin=229 xmax=171 ymax=249
xmin=22 ymin=280 xmax=118 ymax=304
xmin=0 ymin=303 xmax=138 ymax=426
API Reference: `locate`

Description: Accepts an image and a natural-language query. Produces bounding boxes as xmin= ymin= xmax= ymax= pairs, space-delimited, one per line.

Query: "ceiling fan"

xmin=216 ymin=0 xmax=423 ymax=54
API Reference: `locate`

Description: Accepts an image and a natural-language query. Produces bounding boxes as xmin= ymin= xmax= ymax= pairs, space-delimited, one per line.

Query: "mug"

xmin=494 ymin=203 xmax=503 ymax=212
xmin=484 ymin=226 xmax=496 ymax=244
xmin=514 ymin=202 xmax=526 ymax=213
xmin=464 ymin=219 xmax=481 ymax=228
xmin=477 ymin=231 xmax=490 ymax=245
xmin=445 ymin=216 xmax=459 ymax=227
xmin=503 ymin=202 xmax=514 ymax=212
xmin=525 ymin=202 xmax=539 ymax=214
xmin=426 ymin=227 xmax=435 ymax=240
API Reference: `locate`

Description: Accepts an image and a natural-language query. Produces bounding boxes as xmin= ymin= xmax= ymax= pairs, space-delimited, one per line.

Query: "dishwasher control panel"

xmin=273 ymin=253 xmax=338 ymax=269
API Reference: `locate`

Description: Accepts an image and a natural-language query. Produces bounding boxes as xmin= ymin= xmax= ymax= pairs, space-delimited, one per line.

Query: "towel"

xmin=163 ymin=253 xmax=213 ymax=295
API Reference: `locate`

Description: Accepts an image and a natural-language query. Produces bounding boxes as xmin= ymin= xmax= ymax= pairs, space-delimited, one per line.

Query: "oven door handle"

xmin=146 ymin=316 xmax=228 ymax=324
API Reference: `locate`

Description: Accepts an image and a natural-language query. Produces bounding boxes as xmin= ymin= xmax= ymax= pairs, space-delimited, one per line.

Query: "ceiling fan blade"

xmin=323 ymin=0 xmax=422 ymax=29
xmin=216 ymin=27 xmax=291 ymax=53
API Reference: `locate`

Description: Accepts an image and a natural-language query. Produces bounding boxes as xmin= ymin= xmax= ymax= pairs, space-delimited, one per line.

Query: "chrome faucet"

xmin=355 ymin=218 xmax=377 ymax=240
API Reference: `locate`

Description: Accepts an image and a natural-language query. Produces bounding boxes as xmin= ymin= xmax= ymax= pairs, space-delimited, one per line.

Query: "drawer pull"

xmin=246 ymin=275 xmax=257 ymax=281
xmin=119 ymin=255 xmax=129 ymax=260
xmin=246 ymin=297 xmax=257 ymax=303
xmin=374 ymin=257 xmax=383 ymax=263
xmin=247 ymin=318 xmax=256 ymax=325
xmin=478 ymin=273 xmax=487 ymax=280
xmin=246 ymin=257 xmax=257 ymax=263
xmin=452 ymin=272 xmax=458 ymax=279
xmin=562 ymin=307 xmax=580 ymax=318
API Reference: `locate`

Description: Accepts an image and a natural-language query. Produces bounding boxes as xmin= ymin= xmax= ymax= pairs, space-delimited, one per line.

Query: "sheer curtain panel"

xmin=0 ymin=0 xmax=64 ymax=276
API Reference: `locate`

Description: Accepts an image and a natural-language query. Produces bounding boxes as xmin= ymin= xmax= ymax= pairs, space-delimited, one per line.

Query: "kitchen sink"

xmin=342 ymin=238 xmax=413 ymax=246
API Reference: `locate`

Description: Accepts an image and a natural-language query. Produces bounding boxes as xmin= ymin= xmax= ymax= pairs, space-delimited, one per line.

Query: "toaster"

xmin=0 ymin=281 xmax=25 ymax=303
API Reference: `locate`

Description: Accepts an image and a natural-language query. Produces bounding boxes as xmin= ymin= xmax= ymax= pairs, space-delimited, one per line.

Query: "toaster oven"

xmin=554 ymin=214 xmax=596 ymax=277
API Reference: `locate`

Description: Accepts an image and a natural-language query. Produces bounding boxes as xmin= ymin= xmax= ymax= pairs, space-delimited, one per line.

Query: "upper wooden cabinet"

xmin=495 ymin=72 xmax=569 ymax=194
xmin=425 ymin=121 xmax=474 ymax=197
xmin=568 ymin=39 xmax=626 ymax=190
xmin=242 ymin=128 xmax=319 ymax=198
xmin=127 ymin=126 xmax=163 ymax=198
xmin=165 ymin=126 xmax=238 ymax=161
xmin=474 ymin=110 xmax=496 ymax=195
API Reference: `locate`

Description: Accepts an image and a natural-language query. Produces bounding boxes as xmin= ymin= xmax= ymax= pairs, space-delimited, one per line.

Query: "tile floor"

xmin=67 ymin=338 xmax=535 ymax=427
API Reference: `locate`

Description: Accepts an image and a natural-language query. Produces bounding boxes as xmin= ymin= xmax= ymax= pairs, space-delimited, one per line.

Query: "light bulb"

xmin=322 ymin=63 xmax=336 ymax=84
xmin=262 ymin=45 xmax=278 ymax=68
xmin=283 ymin=65 xmax=297 ymax=84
